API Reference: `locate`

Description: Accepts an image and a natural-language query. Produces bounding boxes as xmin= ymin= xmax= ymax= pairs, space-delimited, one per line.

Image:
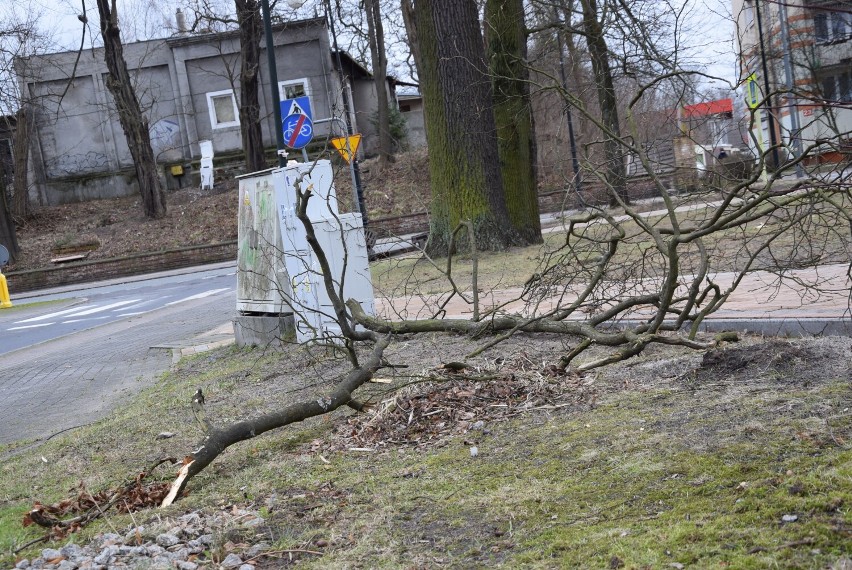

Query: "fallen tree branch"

xmin=166 ymin=335 xmax=392 ymax=498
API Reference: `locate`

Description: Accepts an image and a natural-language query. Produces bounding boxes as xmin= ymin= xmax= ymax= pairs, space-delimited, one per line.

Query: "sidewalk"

xmin=372 ymin=263 xmax=851 ymax=337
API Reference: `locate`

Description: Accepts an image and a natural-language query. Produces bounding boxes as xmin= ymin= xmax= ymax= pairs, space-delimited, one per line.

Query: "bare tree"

xmin=96 ymin=0 xmax=167 ymax=219
xmin=485 ymin=0 xmax=542 ymax=244
xmin=364 ymin=0 xmax=394 ymax=167
xmin=235 ymin=0 xmax=266 ymax=172
xmin=413 ymin=0 xmax=525 ymax=254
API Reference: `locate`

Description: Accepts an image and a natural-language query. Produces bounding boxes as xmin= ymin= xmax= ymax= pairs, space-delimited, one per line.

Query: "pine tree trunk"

xmin=485 ymin=0 xmax=542 ymax=245
xmin=414 ymin=0 xmax=519 ymax=255
xmin=96 ymin=0 xmax=167 ymax=219
xmin=579 ymin=0 xmax=628 ymax=205
xmin=236 ymin=0 xmax=266 ymax=173
xmin=365 ymin=0 xmax=393 ymax=168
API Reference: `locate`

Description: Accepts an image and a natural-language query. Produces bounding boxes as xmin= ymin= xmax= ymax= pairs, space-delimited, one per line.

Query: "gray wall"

xmin=16 ymin=18 xmax=364 ymax=206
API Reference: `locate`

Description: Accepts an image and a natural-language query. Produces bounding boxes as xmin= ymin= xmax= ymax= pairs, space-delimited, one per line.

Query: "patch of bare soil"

xmin=9 ymin=150 xmax=431 ymax=273
xmin=11 ymin=183 xmax=240 ymax=272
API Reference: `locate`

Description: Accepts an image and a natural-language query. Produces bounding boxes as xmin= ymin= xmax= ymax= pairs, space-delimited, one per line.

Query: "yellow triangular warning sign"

xmin=331 ymin=134 xmax=362 ymax=163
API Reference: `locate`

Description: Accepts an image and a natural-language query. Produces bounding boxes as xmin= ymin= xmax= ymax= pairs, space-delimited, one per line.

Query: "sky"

xmin=19 ymin=0 xmax=741 ymax=91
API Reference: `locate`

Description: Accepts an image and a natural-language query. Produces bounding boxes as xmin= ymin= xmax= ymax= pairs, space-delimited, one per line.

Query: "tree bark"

xmin=235 ymin=0 xmax=266 ymax=173
xmin=11 ymin=108 xmax=30 ymax=220
xmin=96 ymin=0 xmax=167 ymax=219
xmin=579 ymin=0 xmax=628 ymax=205
xmin=400 ymin=0 xmax=423 ymax=85
xmin=414 ymin=0 xmax=519 ymax=255
xmin=365 ymin=0 xmax=394 ymax=167
xmin=0 ymin=177 xmax=18 ymax=264
xmin=485 ymin=0 xmax=542 ymax=245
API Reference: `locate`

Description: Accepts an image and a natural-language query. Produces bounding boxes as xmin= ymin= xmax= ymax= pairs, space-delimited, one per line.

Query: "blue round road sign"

xmin=282 ymin=113 xmax=313 ymax=149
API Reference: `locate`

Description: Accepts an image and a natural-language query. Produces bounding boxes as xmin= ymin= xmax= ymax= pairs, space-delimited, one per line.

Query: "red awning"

xmin=681 ymin=98 xmax=733 ymax=118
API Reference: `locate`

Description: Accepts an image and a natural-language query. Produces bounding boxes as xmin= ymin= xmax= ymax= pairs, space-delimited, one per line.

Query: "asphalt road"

xmin=1 ymin=265 xmax=236 ymax=355
xmin=0 ymin=266 xmax=237 ymax=446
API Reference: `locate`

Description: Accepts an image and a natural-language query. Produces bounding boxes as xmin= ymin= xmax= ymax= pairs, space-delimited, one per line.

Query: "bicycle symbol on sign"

xmin=284 ymin=122 xmax=312 ymax=140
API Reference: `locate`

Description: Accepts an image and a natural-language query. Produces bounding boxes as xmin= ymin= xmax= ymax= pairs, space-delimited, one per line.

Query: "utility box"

xmin=273 ymin=160 xmax=375 ymax=343
xmin=236 ymin=170 xmax=292 ymax=315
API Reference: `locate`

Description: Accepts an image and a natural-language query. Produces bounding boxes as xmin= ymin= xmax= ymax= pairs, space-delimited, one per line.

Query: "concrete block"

xmin=233 ymin=314 xmax=295 ymax=347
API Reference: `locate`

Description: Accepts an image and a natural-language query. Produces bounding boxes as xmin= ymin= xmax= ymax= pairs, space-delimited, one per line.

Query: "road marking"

xmin=65 ymin=299 xmax=142 ymax=317
xmin=62 ymin=316 xmax=111 ymax=324
xmin=165 ymin=288 xmax=231 ymax=306
xmin=7 ymin=322 xmax=54 ymax=331
xmin=16 ymin=305 xmax=92 ymax=323
xmin=115 ymin=311 xmax=146 ymax=317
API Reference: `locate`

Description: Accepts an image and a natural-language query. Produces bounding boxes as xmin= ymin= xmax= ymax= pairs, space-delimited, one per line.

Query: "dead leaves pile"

xmin=22 ymin=461 xmax=176 ymax=540
xmin=329 ymin=353 xmax=596 ymax=450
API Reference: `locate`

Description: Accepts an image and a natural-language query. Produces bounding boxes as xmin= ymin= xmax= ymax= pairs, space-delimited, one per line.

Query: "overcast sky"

xmin=26 ymin=0 xmax=740 ymax=91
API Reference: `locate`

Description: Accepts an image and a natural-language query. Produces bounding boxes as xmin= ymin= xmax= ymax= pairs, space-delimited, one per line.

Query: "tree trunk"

xmin=11 ymin=108 xmax=30 ymax=220
xmin=365 ymin=0 xmax=393 ymax=167
xmin=414 ymin=0 xmax=519 ymax=255
xmin=579 ymin=0 xmax=628 ymax=205
xmin=400 ymin=0 xmax=423 ymax=85
xmin=236 ymin=0 xmax=266 ymax=173
xmin=96 ymin=0 xmax=167 ymax=219
xmin=485 ymin=0 xmax=542 ymax=245
xmin=0 ymin=162 xmax=18 ymax=263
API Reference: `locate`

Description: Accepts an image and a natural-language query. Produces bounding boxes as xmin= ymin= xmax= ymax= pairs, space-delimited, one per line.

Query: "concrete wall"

xmin=398 ymin=96 xmax=426 ymax=149
xmin=16 ymin=18 xmax=369 ymax=206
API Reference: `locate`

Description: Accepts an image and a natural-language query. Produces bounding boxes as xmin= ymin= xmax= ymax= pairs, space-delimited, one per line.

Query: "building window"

xmin=206 ymin=89 xmax=239 ymax=129
xmin=279 ymin=79 xmax=311 ymax=102
xmin=813 ymin=8 xmax=852 ymax=43
xmin=820 ymin=69 xmax=852 ymax=103
xmin=743 ymin=0 xmax=755 ymax=28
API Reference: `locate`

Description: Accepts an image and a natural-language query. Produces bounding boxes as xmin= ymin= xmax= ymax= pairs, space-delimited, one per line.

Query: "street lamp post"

xmin=260 ymin=0 xmax=287 ymax=167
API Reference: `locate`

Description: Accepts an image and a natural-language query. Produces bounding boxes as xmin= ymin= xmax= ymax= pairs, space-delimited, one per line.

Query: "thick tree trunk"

xmin=236 ymin=0 xmax=266 ymax=173
xmin=365 ymin=0 xmax=394 ymax=168
xmin=414 ymin=0 xmax=519 ymax=255
xmin=485 ymin=0 xmax=542 ymax=245
xmin=11 ymin=108 xmax=30 ymax=220
xmin=0 ymin=181 xmax=18 ymax=264
xmin=96 ymin=0 xmax=167 ymax=219
xmin=579 ymin=0 xmax=628 ymax=205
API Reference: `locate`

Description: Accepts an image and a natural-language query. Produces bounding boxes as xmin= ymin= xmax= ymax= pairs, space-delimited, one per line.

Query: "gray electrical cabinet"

xmin=235 ymin=160 xmax=375 ymax=345
xmin=273 ymin=160 xmax=375 ymax=343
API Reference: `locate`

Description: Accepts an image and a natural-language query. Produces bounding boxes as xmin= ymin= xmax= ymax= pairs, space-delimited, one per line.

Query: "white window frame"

xmin=278 ymin=78 xmax=312 ymax=108
xmin=206 ymin=89 xmax=240 ymax=130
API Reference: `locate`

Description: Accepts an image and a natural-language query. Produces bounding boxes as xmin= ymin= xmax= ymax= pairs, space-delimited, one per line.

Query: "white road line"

xmin=118 ymin=299 xmax=164 ymax=311
xmin=16 ymin=305 xmax=93 ymax=323
xmin=63 ymin=299 xmax=142 ymax=317
xmin=115 ymin=311 xmax=146 ymax=317
xmin=165 ymin=288 xmax=231 ymax=306
xmin=62 ymin=316 xmax=111 ymax=324
xmin=7 ymin=322 xmax=55 ymax=331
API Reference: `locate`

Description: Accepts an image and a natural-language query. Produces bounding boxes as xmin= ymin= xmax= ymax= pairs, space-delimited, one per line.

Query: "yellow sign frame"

xmin=330 ymin=134 xmax=362 ymax=163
